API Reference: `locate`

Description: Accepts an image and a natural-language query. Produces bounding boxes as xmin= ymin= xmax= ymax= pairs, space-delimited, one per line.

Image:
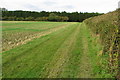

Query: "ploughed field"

xmin=2 ymin=21 xmax=103 ymax=78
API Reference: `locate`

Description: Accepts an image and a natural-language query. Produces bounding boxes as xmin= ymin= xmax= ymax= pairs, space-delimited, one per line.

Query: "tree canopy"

xmin=2 ymin=8 xmax=103 ymax=22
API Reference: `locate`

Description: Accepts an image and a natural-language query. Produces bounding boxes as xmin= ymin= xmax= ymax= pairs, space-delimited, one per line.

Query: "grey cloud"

xmin=23 ymin=4 xmax=42 ymax=11
xmin=43 ymin=1 xmax=57 ymax=6
xmin=62 ymin=5 xmax=75 ymax=9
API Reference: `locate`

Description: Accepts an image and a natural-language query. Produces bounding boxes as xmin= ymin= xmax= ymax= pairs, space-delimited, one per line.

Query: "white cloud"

xmin=0 ymin=0 xmax=119 ymax=13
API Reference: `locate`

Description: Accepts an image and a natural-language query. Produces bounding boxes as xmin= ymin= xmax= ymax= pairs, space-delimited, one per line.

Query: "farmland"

xmin=2 ymin=21 xmax=116 ymax=78
xmin=2 ymin=21 xmax=75 ymax=52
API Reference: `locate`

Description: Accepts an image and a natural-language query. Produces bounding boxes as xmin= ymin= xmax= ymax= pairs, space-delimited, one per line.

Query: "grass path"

xmin=43 ymin=24 xmax=80 ymax=78
xmin=77 ymin=24 xmax=93 ymax=78
xmin=2 ymin=22 xmax=102 ymax=78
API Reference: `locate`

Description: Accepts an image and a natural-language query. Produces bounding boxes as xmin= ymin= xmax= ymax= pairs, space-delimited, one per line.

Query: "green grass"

xmin=2 ymin=21 xmax=74 ymax=51
xmin=2 ymin=22 xmax=78 ymax=78
xmin=2 ymin=21 xmax=114 ymax=78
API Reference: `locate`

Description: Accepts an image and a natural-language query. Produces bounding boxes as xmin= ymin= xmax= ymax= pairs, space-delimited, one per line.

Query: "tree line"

xmin=1 ymin=8 xmax=103 ymax=22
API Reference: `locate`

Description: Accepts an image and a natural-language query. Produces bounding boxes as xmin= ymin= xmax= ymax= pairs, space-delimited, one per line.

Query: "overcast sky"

xmin=1 ymin=0 xmax=119 ymax=13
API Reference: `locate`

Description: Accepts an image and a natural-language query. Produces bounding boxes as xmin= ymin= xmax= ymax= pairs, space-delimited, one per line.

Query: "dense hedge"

xmin=84 ymin=9 xmax=119 ymax=78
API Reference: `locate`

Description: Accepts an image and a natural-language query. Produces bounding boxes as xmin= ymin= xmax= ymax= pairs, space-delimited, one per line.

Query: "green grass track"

xmin=2 ymin=22 xmax=104 ymax=78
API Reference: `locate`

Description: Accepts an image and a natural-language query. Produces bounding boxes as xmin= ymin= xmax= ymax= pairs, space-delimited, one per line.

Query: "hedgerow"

xmin=84 ymin=9 xmax=119 ymax=78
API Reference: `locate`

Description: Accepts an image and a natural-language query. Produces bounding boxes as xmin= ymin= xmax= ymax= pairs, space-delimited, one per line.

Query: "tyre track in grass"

xmin=41 ymin=23 xmax=80 ymax=78
xmin=2 ymin=23 xmax=78 ymax=78
xmin=57 ymin=23 xmax=83 ymax=78
xmin=77 ymin=23 xmax=93 ymax=78
xmin=3 ymin=23 xmax=95 ymax=78
xmin=58 ymin=23 xmax=93 ymax=78
xmin=22 ymin=24 xmax=78 ymax=78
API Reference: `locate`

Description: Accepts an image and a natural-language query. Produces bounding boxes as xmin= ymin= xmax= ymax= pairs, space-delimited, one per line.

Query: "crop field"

xmin=2 ymin=21 xmax=75 ymax=52
xmin=2 ymin=21 xmax=110 ymax=78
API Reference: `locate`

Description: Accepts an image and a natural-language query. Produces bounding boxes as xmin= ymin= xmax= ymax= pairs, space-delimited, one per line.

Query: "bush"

xmin=35 ymin=17 xmax=48 ymax=21
xmin=25 ymin=16 xmax=34 ymax=21
xmin=16 ymin=17 xmax=24 ymax=21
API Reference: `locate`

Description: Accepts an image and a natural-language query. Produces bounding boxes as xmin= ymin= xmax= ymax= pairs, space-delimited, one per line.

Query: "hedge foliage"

xmin=84 ymin=9 xmax=120 ymax=78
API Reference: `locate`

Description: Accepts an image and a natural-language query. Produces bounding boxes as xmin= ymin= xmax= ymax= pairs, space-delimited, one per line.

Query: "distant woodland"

xmin=1 ymin=8 xmax=103 ymax=22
